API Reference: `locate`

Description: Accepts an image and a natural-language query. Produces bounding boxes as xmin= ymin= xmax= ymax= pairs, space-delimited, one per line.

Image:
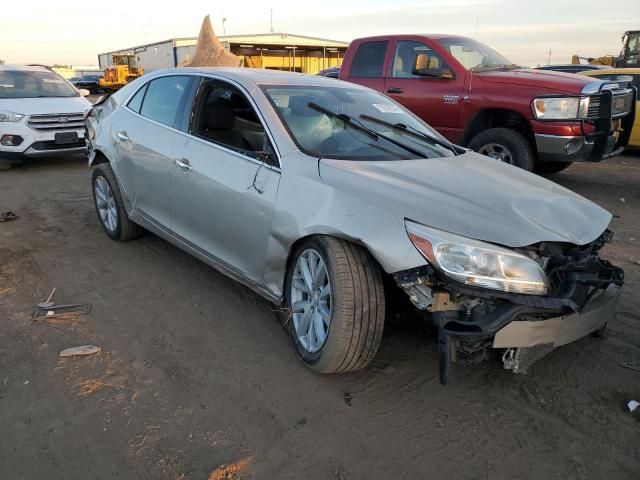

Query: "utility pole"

xmin=270 ymin=9 xmax=274 ymax=33
xmin=547 ymin=48 xmax=552 ymax=65
xmin=222 ymin=17 xmax=227 ymax=36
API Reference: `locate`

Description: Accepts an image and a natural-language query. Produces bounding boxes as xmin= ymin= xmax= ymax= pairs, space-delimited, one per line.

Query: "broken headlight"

xmin=405 ymin=220 xmax=549 ymax=295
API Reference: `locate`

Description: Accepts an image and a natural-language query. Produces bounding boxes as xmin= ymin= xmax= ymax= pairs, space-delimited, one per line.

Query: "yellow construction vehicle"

xmin=99 ymin=54 xmax=143 ymax=92
xmin=572 ymin=30 xmax=640 ymax=68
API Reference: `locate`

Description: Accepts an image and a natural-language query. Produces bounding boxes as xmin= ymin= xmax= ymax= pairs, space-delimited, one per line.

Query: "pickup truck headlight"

xmin=405 ymin=220 xmax=549 ymax=295
xmin=0 ymin=110 xmax=24 ymax=122
xmin=532 ymin=97 xmax=590 ymax=120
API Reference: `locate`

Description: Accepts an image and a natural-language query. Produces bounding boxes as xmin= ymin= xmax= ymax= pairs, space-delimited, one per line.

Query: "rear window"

xmin=349 ymin=41 xmax=388 ymax=78
xmin=0 ymin=70 xmax=79 ymax=99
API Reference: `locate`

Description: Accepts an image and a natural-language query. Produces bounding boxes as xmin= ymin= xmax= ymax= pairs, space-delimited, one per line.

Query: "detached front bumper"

xmin=493 ymin=284 xmax=620 ymax=349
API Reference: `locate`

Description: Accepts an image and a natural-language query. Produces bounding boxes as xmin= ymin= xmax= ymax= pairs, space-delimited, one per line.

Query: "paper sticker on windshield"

xmin=372 ymin=103 xmax=402 ymax=113
xmin=43 ymin=79 xmax=64 ymax=84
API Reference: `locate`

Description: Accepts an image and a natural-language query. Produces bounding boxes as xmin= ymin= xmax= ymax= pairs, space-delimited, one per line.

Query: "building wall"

xmin=98 ymin=36 xmax=347 ymax=74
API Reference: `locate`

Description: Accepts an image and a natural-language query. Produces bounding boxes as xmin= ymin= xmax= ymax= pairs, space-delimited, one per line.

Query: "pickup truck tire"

xmin=468 ymin=128 xmax=535 ymax=171
xmin=285 ymin=236 xmax=386 ymax=374
xmin=534 ymin=161 xmax=573 ymax=174
xmin=91 ymin=163 xmax=144 ymax=241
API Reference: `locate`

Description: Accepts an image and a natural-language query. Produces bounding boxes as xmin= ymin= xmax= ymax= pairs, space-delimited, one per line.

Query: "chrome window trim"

xmin=121 ymin=71 xmax=282 ymax=170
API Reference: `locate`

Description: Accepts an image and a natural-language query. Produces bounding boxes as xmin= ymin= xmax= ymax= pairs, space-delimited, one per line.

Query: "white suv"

xmin=0 ymin=64 xmax=92 ymax=168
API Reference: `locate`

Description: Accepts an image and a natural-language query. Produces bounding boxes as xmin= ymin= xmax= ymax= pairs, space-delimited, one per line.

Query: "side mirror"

xmin=412 ymin=66 xmax=454 ymax=80
xmin=79 ymin=88 xmax=90 ymax=97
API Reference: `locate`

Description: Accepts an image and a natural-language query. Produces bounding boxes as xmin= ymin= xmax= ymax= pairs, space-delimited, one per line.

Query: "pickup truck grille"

xmin=585 ymin=90 xmax=634 ymax=120
xmin=612 ymin=91 xmax=634 ymax=118
xmin=586 ymin=97 xmax=601 ymax=119
xmin=27 ymin=112 xmax=85 ymax=132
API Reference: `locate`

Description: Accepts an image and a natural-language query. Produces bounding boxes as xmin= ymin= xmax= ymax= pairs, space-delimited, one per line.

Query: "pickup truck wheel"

xmin=468 ymin=128 xmax=535 ymax=171
xmin=534 ymin=161 xmax=573 ymax=174
xmin=285 ymin=236 xmax=386 ymax=374
xmin=92 ymin=163 xmax=144 ymax=241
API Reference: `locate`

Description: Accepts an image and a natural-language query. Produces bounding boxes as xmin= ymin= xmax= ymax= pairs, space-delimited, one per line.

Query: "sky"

xmin=2 ymin=0 xmax=639 ymax=67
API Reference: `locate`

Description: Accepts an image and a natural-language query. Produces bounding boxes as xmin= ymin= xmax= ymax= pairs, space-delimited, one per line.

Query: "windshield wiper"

xmin=471 ymin=63 xmax=521 ymax=72
xmin=360 ymin=114 xmax=457 ymax=153
xmin=307 ymin=102 xmax=428 ymax=158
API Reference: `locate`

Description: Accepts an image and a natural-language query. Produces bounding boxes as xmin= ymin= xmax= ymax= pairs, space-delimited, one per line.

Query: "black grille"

xmin=586 ymin=96 xmax=601 ymax=119
xmin=27 ymin=113 xmax=84 ymax=132
xmin=31 ymin=140 xmax=86 ymax=151
xmin=612 ymin=91 xmax=634 ymax=117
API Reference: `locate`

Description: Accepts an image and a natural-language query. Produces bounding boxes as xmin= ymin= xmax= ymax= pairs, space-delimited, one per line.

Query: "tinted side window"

xmin=139 ymin=76 xmax=190 ymax=127
xmin=127 ymin=84 xmax=148 ymax=113
xmin=349 ymin=41 xmax=388 ymax=78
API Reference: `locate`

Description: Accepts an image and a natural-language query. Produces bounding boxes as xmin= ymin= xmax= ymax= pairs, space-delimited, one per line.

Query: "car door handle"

xmin=387 ymin=87 xmax=403 ymax=94
xmin=116 ymin=131 xmax=129 ymax=142
xmin=174 ymin=158 xmax=193 ymax=172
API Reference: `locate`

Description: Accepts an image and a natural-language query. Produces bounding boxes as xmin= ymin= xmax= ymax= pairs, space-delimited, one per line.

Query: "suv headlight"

xmin=405 ymin=220 xmax=549 ymax=295
xmin=0 ymin=110 xmax=24 ymax=122
xmin=532 ymin=96 xmax=590 ymax=120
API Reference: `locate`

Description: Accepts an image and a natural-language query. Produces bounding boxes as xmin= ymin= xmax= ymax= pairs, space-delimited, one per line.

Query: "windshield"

xmin=437 ymin=37 xmax=518 ymax=72
xmin=262 ymin=85 xmax=456 ymax=161
xmin=0 ymin=70 xmax=79 ymax=98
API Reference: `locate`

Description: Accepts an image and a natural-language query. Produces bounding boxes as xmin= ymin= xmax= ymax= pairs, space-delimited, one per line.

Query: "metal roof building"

xmin=98 ymin=33 xmax=348 ymax=74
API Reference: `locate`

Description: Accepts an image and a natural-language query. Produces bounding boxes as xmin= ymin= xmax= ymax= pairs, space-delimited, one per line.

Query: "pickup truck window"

xmin=263 ymin=85 xmax=455 ymax=161
xmin=349 ymin=41 xmax=388 ymax=78
xmin=437 ymin=37 xmax=517 ymax=72
xmin=392 ymin=41 xmax=446 ymax=78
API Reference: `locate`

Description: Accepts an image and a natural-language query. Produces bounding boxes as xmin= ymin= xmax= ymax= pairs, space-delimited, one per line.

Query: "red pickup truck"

xmin=339 ymin=35 xmax=636 ymax=173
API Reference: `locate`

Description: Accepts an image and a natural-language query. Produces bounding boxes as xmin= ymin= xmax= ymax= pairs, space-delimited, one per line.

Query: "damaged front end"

xmin=395 ymin=222 xmax=624 ymax=385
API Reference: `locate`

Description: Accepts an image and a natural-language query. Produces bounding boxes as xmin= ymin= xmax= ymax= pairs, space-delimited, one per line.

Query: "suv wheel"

xmin=468 ymin=128 xmax=535 ymax=171
xmin=284 ymin=236 xmax=385 ymax=374
xmin=92 ymin=163 xmax=143 ymax=241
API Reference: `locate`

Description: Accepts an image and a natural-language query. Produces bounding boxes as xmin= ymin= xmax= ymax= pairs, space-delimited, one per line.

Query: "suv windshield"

xmin=0 ymin=70 xmax=79 ymax=99
xmin=262 ymin=85 xmax=456 ymax=161
xmin=437 ymin=37 xmax=519 ymax=72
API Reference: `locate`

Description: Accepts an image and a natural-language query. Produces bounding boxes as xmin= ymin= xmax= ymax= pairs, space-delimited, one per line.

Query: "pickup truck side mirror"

xmin=411 ymin=66 xmax=454 ymax=80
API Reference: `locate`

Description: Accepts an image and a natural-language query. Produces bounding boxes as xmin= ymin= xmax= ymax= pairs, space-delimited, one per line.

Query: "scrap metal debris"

xmin=0 ymin=211 xmax=18 ymax=222
xmin=33 ymin=302 xmax=91 ymax=319
xmin=59 ymin=345 xmax=102 ymax=358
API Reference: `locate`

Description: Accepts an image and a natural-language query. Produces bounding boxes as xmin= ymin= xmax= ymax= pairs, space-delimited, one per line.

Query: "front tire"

xmin=285 ymin=236 xmax=386 ymax=374
xmin=92 ymin=163 xmax=143 ymax=241
xmin=468 ymin=128 xmax=535 ymax=171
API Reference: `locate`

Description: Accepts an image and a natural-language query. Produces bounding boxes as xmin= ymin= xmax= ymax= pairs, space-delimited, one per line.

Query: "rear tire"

xmin=91 ymin=163 xmax=143 ymax=241
xmin=534 ymin=161 xmax=573 ymax=175
xmin=284 ymin=236 xmax=386 ymax=374
xmin=468 ymin=128 xmax=535 ymax=171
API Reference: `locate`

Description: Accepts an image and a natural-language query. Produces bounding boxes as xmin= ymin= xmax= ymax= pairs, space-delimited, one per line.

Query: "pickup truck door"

xmin=383 ymin=39 xmax=465 ymax=143
xmin=341 ymin=39 xmax=390 ymax=94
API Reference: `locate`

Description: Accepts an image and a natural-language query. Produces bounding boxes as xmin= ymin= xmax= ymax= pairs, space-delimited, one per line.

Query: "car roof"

xmin=581 ymin=68 xmax=640 ymax=76
xmin=145 ymin=67 xmax=368 ymax=89
xmin=0 ymin=64 xmax=52 ymax=72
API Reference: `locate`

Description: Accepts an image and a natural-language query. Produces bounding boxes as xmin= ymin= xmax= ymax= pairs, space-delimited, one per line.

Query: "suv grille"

xmin=27 ymin=113 xmax=84 ymax=132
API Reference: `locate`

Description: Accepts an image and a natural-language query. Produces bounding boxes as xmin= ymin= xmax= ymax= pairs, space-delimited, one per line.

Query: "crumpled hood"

xmin=319 ymin=151 xmax=611 ymax=248
xmin=0 ymin=96 xmax=91 ymax=116
xmin=477 ymin=68 xmax=602 ymax=94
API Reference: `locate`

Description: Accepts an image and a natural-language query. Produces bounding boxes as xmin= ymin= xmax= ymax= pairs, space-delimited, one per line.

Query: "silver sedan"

xmin=86 ymin=68 xmax=623 ymax=383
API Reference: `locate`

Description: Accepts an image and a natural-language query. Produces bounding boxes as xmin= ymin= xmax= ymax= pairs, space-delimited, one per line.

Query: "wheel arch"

xmin=462 ymin=108 xmax=537 ymax=154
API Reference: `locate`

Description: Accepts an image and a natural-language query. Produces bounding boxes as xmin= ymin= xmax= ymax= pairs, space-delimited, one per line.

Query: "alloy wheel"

xmin=94 ymin=176 xmax=118 ymax=233
xmin=291 ymin=248 xmax=333 ymax=353
xmin=479 ymin=143 xmax=514 ymax=164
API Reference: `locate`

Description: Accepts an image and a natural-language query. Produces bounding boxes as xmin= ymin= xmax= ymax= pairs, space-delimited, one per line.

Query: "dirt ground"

xmin=1 ymin=153 xmax=639 ymax=480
